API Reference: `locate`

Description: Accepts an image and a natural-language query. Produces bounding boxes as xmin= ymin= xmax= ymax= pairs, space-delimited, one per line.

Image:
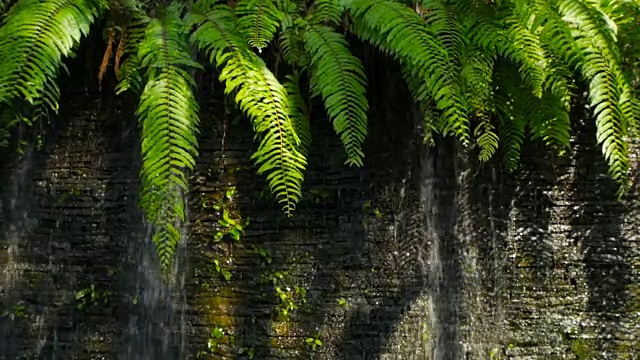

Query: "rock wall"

xmin=0 ymin=64 xmax=638 ymax=359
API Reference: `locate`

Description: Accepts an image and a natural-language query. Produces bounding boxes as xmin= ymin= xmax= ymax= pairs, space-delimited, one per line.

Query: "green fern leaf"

xmin=494 ymin=66 xmax=528 ymax=172
xmin=136 ymin=4 xmax=201 ymax=270
xmin=279 ymin=18 xmax=309 ymax=68
xmin=346 ymin=0 xmax=470 ymax=144
xmin=0 ymin=0 xmax=105 ymax=105
xmin=235 ymin=0 xmax=283 ymax=52
xmin=190 ymin=5 xmax=307 ymax=214
xmin=505 ymin=15 xmax=547 ymax=98
xmin=475 ymin=116 xmax=499 ymax=162
xmin=115 ymin=18 xmax=148 ymax=94
xmin=284 ymin=73 xmax=311 ymax=155
xmin=556 ymin=0 xmax=630 ymax=192
xmin=304 ymin=24 xmax=368 ymax=166
xmin=306 ymin=0 xmax=344 ymax=26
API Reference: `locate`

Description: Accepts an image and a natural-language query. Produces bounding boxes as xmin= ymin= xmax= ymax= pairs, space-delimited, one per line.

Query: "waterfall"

xmin=420 ymin=144 xmax=448 ymax=360
xmin=421 ymin=141 xmax=468 ymax=359
xmin=0 ymin=148 xmax=34 ymax=291
xmin=0 ymin=148 xmax=36 ymax=354
xmin=123 ymin=218 xmax=189 ymax=359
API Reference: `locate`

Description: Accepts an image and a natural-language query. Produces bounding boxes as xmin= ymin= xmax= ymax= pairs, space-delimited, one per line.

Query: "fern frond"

xmin=461 ymin=49 xmax=495 ymax=113
xmin=556 ymin=0 xmax=630 ymax=193
xmin=279 ymin=18 xmax=309 ymax=68
xmin=494 ymin=66 xmax=529 ymax=172
xmin=306 ymin=0 xmax=344 ymax=26
xmin=304 ymin=24 xmax=368 ymax=166
xmin=421 ymin=0 xmax=465 ymax=70
xmin=530 ymin=60 xmax=573 ymax=153
xmin=235 ymin=0 xmax=283 ymax=52
xmin=0 ymin=0 xmax=105 ymax=105
xmin=475 ymin=115 xmax=499 ymax=162
xmin=462 ymin=49 xmax=498 ymax=161
xmin=115 ymin=17 xmax=148 ymax=94
xmin=505 ymin=15 xmax=548 ymax=98
xmin=284 ymin=73 xmax=311 ymax=155
xmin=346 ymin=0 xmax=470 ymax=144
xmin=136 ymin=4 xmax=201 ymax=270
xmin=190 ymin=5 xmax=307 ymax=214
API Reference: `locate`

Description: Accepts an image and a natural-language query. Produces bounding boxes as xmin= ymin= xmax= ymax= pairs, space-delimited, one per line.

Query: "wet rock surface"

xmin=0 ymin=70 xmax=638 ymax=359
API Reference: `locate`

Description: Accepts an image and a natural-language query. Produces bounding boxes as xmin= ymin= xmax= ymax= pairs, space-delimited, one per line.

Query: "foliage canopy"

xmin=1 ymin=0 xmax=639 ymax=270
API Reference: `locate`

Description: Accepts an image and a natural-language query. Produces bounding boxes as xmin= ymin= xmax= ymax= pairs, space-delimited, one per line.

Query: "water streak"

xmin=419 ymin=146 xmax=446 ymax=360
xmin=123 ymin=216 xmax=189 ymax=359
xmin=1 ymin=148 xmax=35 ymax=292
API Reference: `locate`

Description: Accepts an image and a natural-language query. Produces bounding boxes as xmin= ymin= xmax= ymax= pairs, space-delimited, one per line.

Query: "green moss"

xmin=571 ymin=339 xmax=597 ymax=359
xmin=196 ymin=287 xmax=239 ymax=328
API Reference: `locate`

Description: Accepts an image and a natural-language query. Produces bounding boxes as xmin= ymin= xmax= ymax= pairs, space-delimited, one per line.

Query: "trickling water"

xmin=419 ymin=145 xmax=446 ymax=360
xmin=0 ymin=148 xmax=37 ymax=356
xmin=0 ymin=148 xmax=35 ymax=291
xmin=123 ymin=219 xmax=189 ymax=360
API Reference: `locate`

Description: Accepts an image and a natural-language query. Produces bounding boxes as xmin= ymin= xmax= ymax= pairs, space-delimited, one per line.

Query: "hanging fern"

xmin=0 ymin=0 xmax=105 ymax=106
xmin=554 ymin=0 xmax=633 ymax=193
xmin=306 ymin=0 xmax=344 ymax=26
xmin=304 ymin=24 xmax=368 ymax=166
xmin=190 ymin=4 xmax=307 ymax=214
xmin=346 ymin=0 xmax=471 ymax=144
xmin=2 ymin=0 xmax=640 ymax=271
xmin=235 ymin=0 xmax=283 ymax=52
xmin=134 ymin=4 xmax=202 ymax=270
xmin=284 ymin=72 xmax=311 ymax=155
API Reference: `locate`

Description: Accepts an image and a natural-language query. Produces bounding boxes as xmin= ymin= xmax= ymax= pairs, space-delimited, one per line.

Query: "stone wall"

xmin=0 ymin=62 xmax=638 ymax=359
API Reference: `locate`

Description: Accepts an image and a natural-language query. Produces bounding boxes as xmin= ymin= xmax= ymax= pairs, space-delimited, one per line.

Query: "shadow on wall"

xmin=569 ymin=118 xmax=631 ymax=352
xmin=510 ymin=141 xmax=558 ymax=284
xmin=0 ymin=86 xmax=143 ymax=358
xmin=192 ymin=48 xmax=472 ymax=359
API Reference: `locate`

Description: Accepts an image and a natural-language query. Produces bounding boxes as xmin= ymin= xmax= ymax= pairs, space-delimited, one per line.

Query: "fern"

xmin=235 ymin=0 xmax=283 ymax=52
xmin=135 ymin=4 xmax=202 ymax=270
xmin=505 ymin=15 xmax=548 ymax=98
xmin=306 ymin=0 xmax=344 ymax=26
xmin=190 ymin=4 xmax=307 ymax=214
xmin=284 ymin=72 xmax=311 ymax=155
xmin=346 ymin=0 xmax=471 ymax=144
xmin=555 ymin=0 xmax=632 ymax=193
xmin=475 ymin=116 xmax=499 ymax=162
xmin=494 ymin=66 xmax=530 ymax=172
xmin=0 ymin=0 xmax=105 ymax=106
xmin=304 ymin=24 xmax=368 ymax=166
xmin=115 ymin=17 xmax=148 ymax=94
xmin=279 ymin=17 xmax=309 ymax=69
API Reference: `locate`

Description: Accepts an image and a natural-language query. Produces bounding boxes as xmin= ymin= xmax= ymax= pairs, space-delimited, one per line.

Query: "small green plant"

xmin=251 ymin=245 xmax=273 ymax=266
xmin=337 ymin=298 xmax=347 ymax=307
xmin=207 ymin=326 xmax=225 ymax=351
xmin=1 ymin=303 xmax=26 ymax=320
xmin=75 ymin=284 xmax=110 ymax=310
xmin=305 ymin=334 xmax=323 ymax=351
xmin=202 ymin=186 xmax=248 ymax=243
xmin=572 ymin=339 xmax=597 ymax=359
xmin=238 ymin=346 xmax=256 ymax=359
xmin=197 ymin=327 xmax=255 ymax=358
xmin=489 ymin=347 xmax=503 ymax=360
xmin=275 ymin=286 xmax=296 ymax=317
xmin=261 ymin=269 xmax=288 ymax=284
xmin=260 ymin=267 xmax=307 ymax=319
xmin=308 ymin=188 xmax=330 ymax=203
xmin=362 ymin=200 xmax=383 ymax=219
xmin=213 ymin=259 xmax=232 ymax=282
